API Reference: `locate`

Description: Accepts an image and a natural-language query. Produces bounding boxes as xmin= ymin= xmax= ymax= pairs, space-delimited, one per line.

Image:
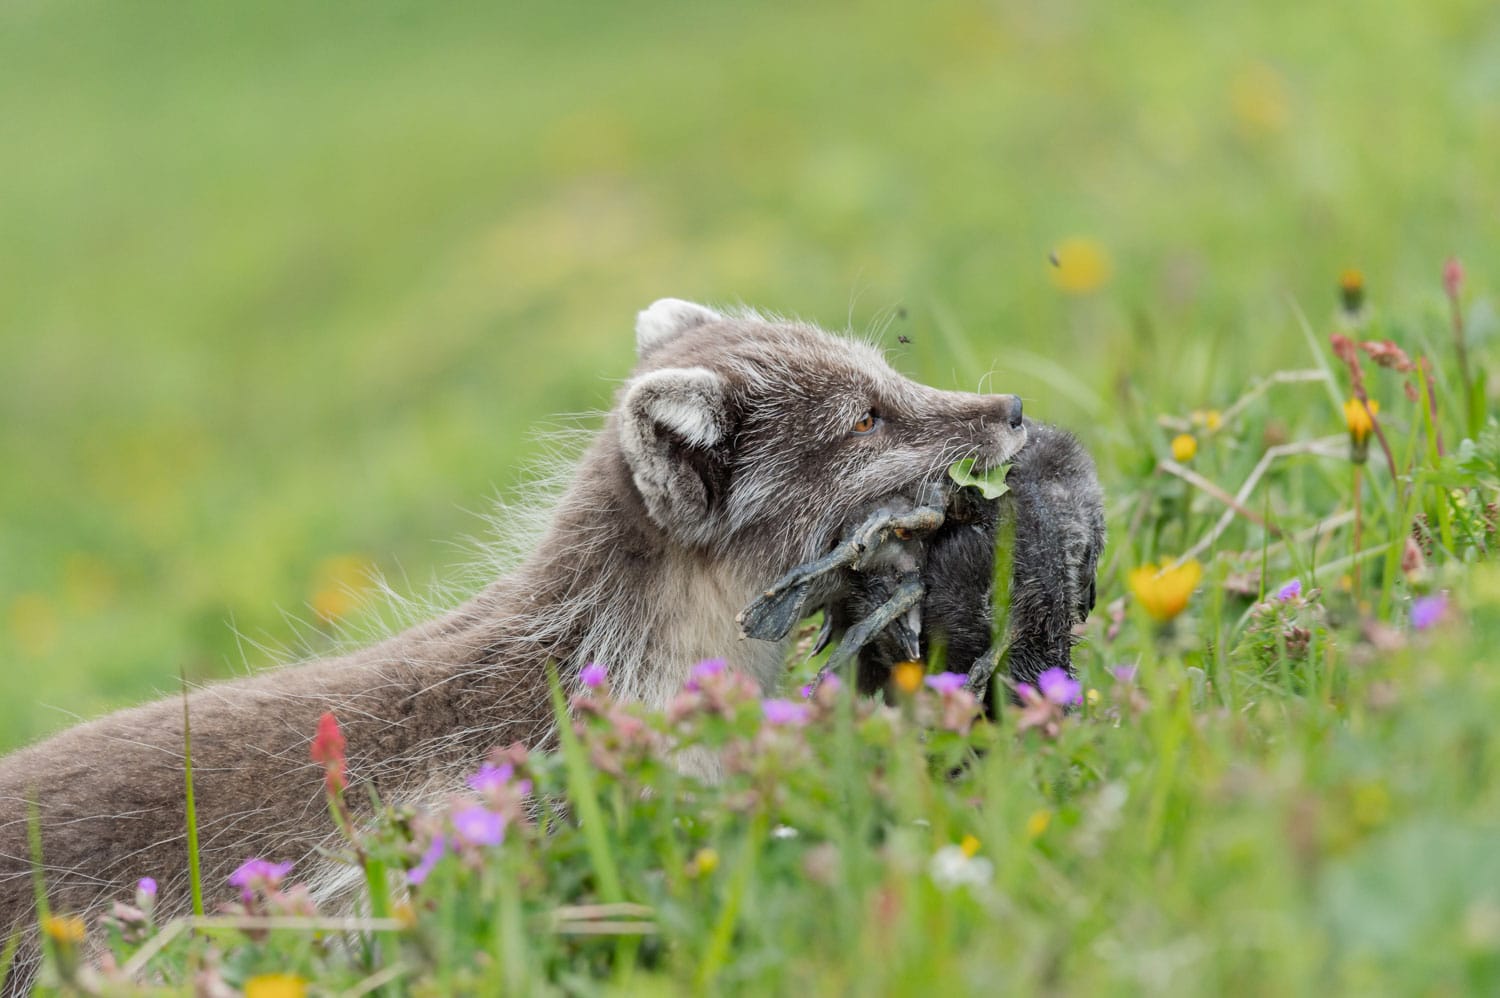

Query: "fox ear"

xmin=636 ymin=299 xmax=721 ymax=358
xmin=619 ymin=366 xmax=732 ymax=533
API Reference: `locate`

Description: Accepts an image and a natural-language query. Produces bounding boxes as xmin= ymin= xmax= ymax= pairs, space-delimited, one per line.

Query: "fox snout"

xmin=993 ymin=393 xmax=1024 ymax=430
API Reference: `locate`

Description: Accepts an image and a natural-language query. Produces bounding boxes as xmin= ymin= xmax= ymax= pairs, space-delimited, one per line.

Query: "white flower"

xmin=928 ymin=845 xmax=994 ymax=891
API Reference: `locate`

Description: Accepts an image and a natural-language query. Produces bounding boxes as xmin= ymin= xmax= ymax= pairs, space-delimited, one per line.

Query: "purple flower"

xmin=467 ymin=763 xmax=515 ymax=794
xmin=685 ymin=658 xmax=728 ymax=691
xmin=1016 ymin=683 xmax=1038 ymax=702
xmin=1276 ymin=579 xmax=1302 ymax=602
xmin=580 ymin=662 xmax=607 ymax=689
xmin=1037 ymin=667 xmax=1082 ymax=706
xmin=228 ymin=859 xmax=293 ymax=901
xmin=799 ymin=683 xmax=815 ymax=699
xmin=452 ymin=805 xmax=506 ymax=847
xmin=407 ymin=836 xmax=447 ymax=885
xmin=136 ymin=877 xmax=157 ymax=899
xmin=762 ymin=699 xmax=811 ymax=726
xmin=1110 ymin=664 xmax=1137 ymax=684
xmin=1411 ymin=593 xmax=1448 ymax=631
xmin=924 ymin=671 xmax=968 ymax=694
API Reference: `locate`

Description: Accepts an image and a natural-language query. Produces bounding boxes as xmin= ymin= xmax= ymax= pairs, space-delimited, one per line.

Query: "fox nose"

xmin=999 ymin=394 xmax=1023 ymax=429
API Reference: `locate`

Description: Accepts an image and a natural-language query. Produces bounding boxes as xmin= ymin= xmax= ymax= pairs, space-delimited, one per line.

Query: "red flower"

xmin=310 ymin=711 xmax=347 ymax=795
xmin=1360 ymin=339 xmax=1414 ymax=372
xmin=1443 ymin=257 xmax=1464 ymax=299
xmin=1329 ymin=332 xmax=1358 ymax=365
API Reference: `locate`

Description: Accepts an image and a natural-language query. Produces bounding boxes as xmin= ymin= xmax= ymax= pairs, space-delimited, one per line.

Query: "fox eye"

xmin=849 ymin=410 xmax=880 ymax=435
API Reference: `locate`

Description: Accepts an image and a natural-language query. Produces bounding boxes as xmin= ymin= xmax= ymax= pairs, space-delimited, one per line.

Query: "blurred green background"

xmin=2 ymin=0 xmax=1496 ymax=750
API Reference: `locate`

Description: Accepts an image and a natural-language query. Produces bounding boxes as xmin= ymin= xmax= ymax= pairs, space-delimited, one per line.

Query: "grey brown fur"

xmin=0 ymin=301 xmax=1098 ymax=989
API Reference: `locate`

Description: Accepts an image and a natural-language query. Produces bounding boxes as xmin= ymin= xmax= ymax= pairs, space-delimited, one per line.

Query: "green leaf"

xmin=948 ymin=458 xmax=1012 ymax=500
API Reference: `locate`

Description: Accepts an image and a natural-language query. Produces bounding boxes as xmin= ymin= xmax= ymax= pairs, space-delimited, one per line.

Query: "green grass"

xmin=5 ymin=0 xmax=1500 ymax=992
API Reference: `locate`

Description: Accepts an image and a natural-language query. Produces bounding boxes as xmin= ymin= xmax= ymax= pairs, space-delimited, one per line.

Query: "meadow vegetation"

xmin=3 ymin=0 xmax=1499 ymax=993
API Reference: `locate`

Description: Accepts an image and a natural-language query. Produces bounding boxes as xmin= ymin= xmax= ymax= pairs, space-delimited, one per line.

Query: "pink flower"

xmin=136 ymin=877 xmax=157 ymax=899
xmin=228 ymin=859 xmax=294 ymax=901
xmin=1037 ymin=667 xmax=1082 ymax=706
xmin=1111 ymin=664 xmax=1137 ymax=683
xmin=452 ymin=805 xmax=506 ymax=847
xmin=1411 ymin=593 xmax=1448 ymax=631
xmin=924 ymin=671 xmax=967 ymax=694
xmin=580 ymin=662 xmax=607 ymax=689
xmin=685 ymin=658 xmax=728 ymax=691
xmin=762 ymin=699 xmax=811 ymax=726
xmin=467 ymin=763 xmax=515 ymax=794
xmin=407 ymin=836 xmax=447 ymax=885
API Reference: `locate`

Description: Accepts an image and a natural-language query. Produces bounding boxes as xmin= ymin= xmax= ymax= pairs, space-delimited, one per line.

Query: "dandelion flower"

xmin=1338 ymin=268 xmax=1366 ymax=313
xmin=689 ymin=847 xmax=719 ymax=877
xmin=245 ymin=974 xmax=308 ymax=998
xmin=892 ymin=660 xmax=925 ymax=694
xmin=41 ymin=914 xmax=86 ymax=945
xmin=1048 ymin=237 xmax=1112 ymax=294
xmin=1230 ymin=62 xmax=1289 ymax=137
xmin=960 ymin=834 xmax=981 ymax=857
xmin=1343 ymin=397 xmax=1378 ymax=443
xmin=1170 ymin=433 xmax=1197 ymax=463
xmin=1128 ymin=558 xmax=1203 ymax=622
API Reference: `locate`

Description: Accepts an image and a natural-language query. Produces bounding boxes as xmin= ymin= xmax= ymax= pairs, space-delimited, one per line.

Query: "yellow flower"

xmin=310 ymin=554 xmax=375 ymax=625
xmin=1343 ymin=397 xmax=1378 ymax=444
xmin=891 ymin=660 xmax=925 ymax=695
xmin=1230 ymin=62 xmax=1289 ymax=137
xmin=1170 ymin=433 xmax=1198 ymax=462
xmin=1025 ymin=809 xmax=1052 ymax=839
xmin=1351 ymin=782 xmax=1390 ymax=829
xmin=1339 ymin=269 xmax=1366 ymax=313
xmin=1047 ymin=237 xmax=1112 ymax=294
xmin=41 ymin=914 xmax=86 ymax=945
xmin=8 ymin=593 xmax=58 ymax=658
xmin=245 ymin=974 xmax=307 ymax=998
xmin=1128 ymin=558 xmax=1204 ymax=622
xmin=960 ymin=834 xmax=981 ymax=857
xmin=689 ymin=847 xmax=719 ymax=878
xmin=1086 ymin=688 xmax=1101 ymax=706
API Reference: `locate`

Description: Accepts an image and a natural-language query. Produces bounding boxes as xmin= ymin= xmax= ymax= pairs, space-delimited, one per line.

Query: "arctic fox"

xmin=0 ymin=300 xmax=1102 ymax=987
